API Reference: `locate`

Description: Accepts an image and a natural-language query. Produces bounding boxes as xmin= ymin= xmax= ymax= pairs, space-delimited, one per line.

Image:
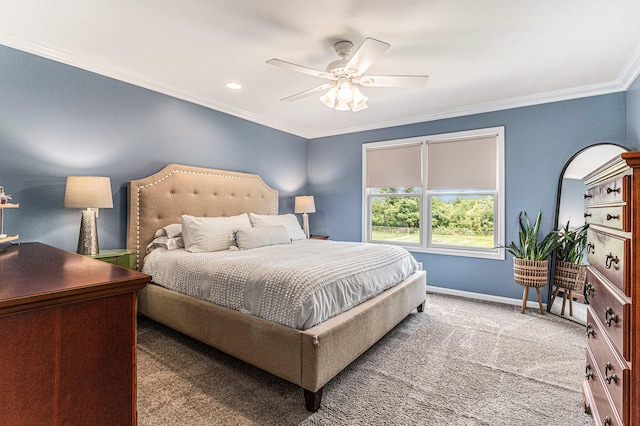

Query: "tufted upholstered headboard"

xmin=126 ymin=164 xmax=279 ymax=270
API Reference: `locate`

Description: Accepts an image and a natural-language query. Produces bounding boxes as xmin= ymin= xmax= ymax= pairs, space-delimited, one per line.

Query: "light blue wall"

xmin=308 ymin=94 xmax=632 ymax=300
xmin=2 ymin=41 xmax=638 ymax=303
xmin=0 ymin=45 xmax=307 ymax=252
xmin=628 ymin=74 xmax=640 ymax=147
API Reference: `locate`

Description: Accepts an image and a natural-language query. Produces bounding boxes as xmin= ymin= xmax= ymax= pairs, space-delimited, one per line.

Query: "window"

xmin=362 ymin=127 xmax=505 ymax=260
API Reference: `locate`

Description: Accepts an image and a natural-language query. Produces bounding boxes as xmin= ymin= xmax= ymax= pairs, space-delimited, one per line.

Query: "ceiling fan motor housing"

xmin=326 ymin=41 xmax=355 ymax=77
xmin=334 ymin=41 xmax=353 ymax=58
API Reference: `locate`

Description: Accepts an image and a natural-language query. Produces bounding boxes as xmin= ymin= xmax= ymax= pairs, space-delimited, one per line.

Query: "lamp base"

xmin=302 ymin=212 xmax=310 ymax=239
xmin=77 ymin=210 xmax=100 ymax=255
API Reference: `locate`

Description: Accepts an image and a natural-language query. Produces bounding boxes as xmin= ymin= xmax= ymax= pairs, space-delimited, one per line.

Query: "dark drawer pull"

xmin=585 ymin=281 xmax=595 ymax=296
xmin=605 ymin=253 xmax=619 ymax=269
xmin=585 ymin=363 xmax=594 ymax=380
xmin=604 ymin=362 xmax=618 ymax=384
xmin=605 ymin=307 xmax=618 ymax=327
xmin=584 ymin=193 xmax=592 ymax=199
xmin=606 ymin=214 xmax=620 ymax=221
xmin=587 ymin=243 xmax=595 ymax=254
xmin=586 ymin=323 xmax=595 ymax=338
xmin=606 ymin=187 xmax=620 ymax=194
xmin=584 ymin=212 xmax=592 ymax=218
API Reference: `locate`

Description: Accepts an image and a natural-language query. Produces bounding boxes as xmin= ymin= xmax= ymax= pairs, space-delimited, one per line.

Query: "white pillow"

xmin=146 ymin=236 xmax=184 ymax=253
xmin=235 ymin=226 xmax=291 ymax=250
xmin=181 ymin=213 xmax=252 ymax=252
xmin=249 ymin=213 xmax=306 ymax=241
xmin=153 ymin=223 xmax=183 ymax=239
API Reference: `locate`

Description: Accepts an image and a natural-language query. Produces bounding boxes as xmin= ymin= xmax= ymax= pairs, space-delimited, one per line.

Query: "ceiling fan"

xmin=266 ymin=38 xmax=429 ymax=112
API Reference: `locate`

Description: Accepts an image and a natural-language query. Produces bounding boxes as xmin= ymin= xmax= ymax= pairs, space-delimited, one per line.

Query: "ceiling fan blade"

xmin=358 ymin=75 xmax=429 ymax=88
xmin=281 ymin=83 xmax=334 ymax=102
xmin=345 ymin=38 xmax=390 ymax=75
xmin=266 ymin=59 xmax=334 ymax=80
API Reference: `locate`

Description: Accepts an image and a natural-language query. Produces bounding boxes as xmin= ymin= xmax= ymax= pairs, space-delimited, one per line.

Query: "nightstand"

xmin=310 ymin=235 xmax=329 ymax=240
xmin=88 ymin=249 xmax=135 ymax=270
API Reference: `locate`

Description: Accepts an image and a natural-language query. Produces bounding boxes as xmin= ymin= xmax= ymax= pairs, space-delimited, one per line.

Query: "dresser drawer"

xmin=586 ymin=268 xmax=631 ymax=360
xmin=584 ymin=205 xmax=630 ymax=232
xmin=584 ymin=345 xmax=624 ymax=426
xmin=585 ymin=174 xmax=629 ymax=206
xmin=586 ymin=309 xmax=630 ymax=420
xmin=586 ymin=229 xmax=630 ymax=295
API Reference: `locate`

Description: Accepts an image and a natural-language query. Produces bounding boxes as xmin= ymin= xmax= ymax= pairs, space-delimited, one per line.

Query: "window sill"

xmin=365 ymin=239 xmax=505 ymax=260
xmin=408 ymin=245 xmax=505 ymax=260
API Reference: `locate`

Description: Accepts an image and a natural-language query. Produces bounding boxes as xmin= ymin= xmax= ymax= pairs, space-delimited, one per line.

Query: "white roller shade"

xmin=366 ymin=143 xmax=422 ymax=188
xmin=427 ymin=136 xmax=497 ymax=190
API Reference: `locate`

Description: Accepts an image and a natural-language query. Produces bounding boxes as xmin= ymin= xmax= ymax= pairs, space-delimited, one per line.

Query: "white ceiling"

xmin=1 ymin=0 xmax=640 ymax=139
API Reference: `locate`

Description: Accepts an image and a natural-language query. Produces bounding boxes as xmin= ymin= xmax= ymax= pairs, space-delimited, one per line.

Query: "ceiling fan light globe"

xmin=334 ymin=101 xmax=350 ymax=111
xmin=320 ymin=87 xmax=337 ymax=108
xmin=336 ymin=81 xmax=354 ymax=103
xmin=350 ymin=86 xmax=368 ymax=111
xmin=352 ymin=87 xmax=368 ymax=104
xmin=350 ymin=101 xmax=368 ymax=112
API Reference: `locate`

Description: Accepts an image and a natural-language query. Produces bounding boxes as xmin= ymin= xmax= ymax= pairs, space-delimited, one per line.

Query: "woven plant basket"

xmin=554 ymin=260 xmax=587 ymax=291
xmin=513 ymin=258 xmax=549 ymax=288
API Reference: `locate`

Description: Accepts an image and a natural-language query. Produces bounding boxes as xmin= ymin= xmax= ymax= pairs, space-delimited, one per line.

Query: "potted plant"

xmin=551 ymin=221 xmax=589 ymax=315
xmin=555 ymin=221 xmax=589 ymax=264
xmin=504 ymin=210 xmax=561 ymax=314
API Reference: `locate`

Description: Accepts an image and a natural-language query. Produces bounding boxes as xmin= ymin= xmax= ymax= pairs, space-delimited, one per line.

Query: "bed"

xmin=127 ymin=163 xmax=427 ymax=411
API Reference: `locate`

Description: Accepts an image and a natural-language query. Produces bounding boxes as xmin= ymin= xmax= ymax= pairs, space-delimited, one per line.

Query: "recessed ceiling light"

xmin=226 ymin=82 xmax=242 ymax=90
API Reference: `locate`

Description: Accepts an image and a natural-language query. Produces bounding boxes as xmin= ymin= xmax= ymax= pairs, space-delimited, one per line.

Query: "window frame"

xmin=362 ymin=127 xmax=505 ymax=260
xmin=366 ymin=190 xmax=424 ymax=248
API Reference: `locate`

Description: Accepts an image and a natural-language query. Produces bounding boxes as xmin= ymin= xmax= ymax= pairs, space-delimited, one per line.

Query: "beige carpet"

xmin=136 ymin=293 xmax=594 ymax=425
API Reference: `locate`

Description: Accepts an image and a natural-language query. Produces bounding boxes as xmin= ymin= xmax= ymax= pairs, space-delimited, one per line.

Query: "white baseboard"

xmin=425 ymin=285 xmax=547 ymax=310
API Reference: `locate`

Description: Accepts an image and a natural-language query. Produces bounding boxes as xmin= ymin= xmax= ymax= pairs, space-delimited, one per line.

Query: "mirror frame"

xmin=548 ymin=142 xmax=629 ymax=312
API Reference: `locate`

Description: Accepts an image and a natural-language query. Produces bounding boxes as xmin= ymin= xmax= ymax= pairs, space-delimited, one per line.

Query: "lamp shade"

xmin=294 ymin=196 xmax=316 ymax=214
xmin=64 ymin=176 xmax=113 ymax=209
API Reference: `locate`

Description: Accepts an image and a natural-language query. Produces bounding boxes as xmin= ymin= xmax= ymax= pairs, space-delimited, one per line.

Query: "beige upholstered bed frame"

xmin=127 ymin=164 xmax=427 ymax=411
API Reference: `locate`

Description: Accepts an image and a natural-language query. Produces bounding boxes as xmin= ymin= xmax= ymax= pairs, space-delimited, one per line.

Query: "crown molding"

xmin=304 ymin=81 xmax=628 ymax=139
xmin=1 ymin=30 xmax=638 ymax=141
xmin=618 ymin=40 xmax=640 ymax=89
xmin=0 ymin=31 xmax=308 ymax=138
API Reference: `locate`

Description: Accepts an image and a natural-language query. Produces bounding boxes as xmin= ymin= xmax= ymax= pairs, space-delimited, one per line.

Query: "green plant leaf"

xmin=502 ymin=210 xmax=560 ymax=260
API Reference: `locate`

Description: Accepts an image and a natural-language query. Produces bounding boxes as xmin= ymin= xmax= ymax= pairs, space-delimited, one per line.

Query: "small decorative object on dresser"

xmin=0 ymin=186 xmax=12 ymax=204
xmin=581 ymin=151 xmax=639 ymax=426
xmin=0 ymin=186 xmax=19 ymax=244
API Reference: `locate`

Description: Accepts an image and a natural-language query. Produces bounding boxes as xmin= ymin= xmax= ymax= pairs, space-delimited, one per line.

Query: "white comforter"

xmin=142 ymin=239 xmax=418 ymax=330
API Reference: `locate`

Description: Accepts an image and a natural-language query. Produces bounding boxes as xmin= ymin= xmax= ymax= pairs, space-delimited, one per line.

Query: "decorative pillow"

xmin=249 ymin=213 xmax=306 ymax=241
xmin=146 ymin=236 xmax=184 ymax=253
xmin=181 ymin=213 xmax=252 ymax=252
xmin=153 ymin=223 xmax=183 ymax=239
xmin=235 ymin=226 xmax=291 ymax=250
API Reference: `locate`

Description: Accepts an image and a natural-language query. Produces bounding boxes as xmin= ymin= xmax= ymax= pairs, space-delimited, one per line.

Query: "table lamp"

xmin=294 ymin=195 xmax=316 ymax=239
xmin=64 ymin=176 xmax=113 ymax=255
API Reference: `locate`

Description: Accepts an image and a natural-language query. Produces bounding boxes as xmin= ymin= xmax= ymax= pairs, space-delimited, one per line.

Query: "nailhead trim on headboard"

xmin=128 ymin=165 xmax=279 ymax=271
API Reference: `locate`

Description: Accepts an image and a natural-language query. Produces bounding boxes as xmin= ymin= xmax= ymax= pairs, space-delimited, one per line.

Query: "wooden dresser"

xmin=582 ymin=152 xmax=639 ymax=426
xmin=0 ymin=242 xmax=150 ymax=425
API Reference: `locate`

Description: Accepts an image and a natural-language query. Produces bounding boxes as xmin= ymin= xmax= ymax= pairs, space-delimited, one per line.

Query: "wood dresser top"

xmin=0 ymin=242 xmax=150 ymax=316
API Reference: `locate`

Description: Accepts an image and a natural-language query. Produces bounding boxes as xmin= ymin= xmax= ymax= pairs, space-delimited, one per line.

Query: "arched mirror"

xmin=549 ymin=143 xmax=629 ymax=324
